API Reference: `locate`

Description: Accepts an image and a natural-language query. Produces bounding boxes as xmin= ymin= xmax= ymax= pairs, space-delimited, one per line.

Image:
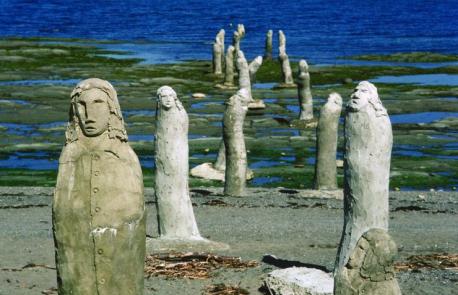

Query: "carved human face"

xmin=349 ymin=84 xmax=371 ymax=111
xmin=75 ymin=88 xmax=110 ymax=137
xmin=347 ymin=238 xmax=368 ymax=269
xmin=158 ymin=89 xmax=176 ymax=110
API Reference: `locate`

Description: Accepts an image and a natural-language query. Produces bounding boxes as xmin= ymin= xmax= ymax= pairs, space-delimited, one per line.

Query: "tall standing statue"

xmin=264 ymin=30 xmax=273 ymax=60
xmin=237 ymin=50 xmax=263 ymax=102
xmin=149 ymin=86 xmax=228 ymax=251
xmin=314 ymin=92 xmax=342 ymax=190
xmin=212 ymin=29 xmax=225 ymax=75
xmin=232 ymin=24 xmax=245 ymax=52
xmin=297 ymin=59 xmax=314 ymax=120
xmin=335 ymin=229 xmax=401 ymax=295
xmin=223 ymin=88 xmax=250 ymax=197
xmin=278 ymin=30 xmax=295 ymax=87
xmin=335 ymin=81 xmax=393 ymax=274
xmin=223 ymin=45 xmax=236 ymax=87
xmin=216 ymin=29 xmax=225 ymax=64
xmin=53 ymin=78 xmax=145 ymax=294
xmin=249 ymin=56 xmax=263 ymax=84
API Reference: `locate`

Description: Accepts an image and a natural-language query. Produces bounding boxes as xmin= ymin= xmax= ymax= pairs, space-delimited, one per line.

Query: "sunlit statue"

xmin=335 ymin=228 xmax=401 ymax=295
xmin=53 ymin=78 xmax=145 ymax=294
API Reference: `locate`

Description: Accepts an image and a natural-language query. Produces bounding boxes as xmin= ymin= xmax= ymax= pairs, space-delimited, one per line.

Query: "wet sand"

xmin=0 ymin=187 xmax=456 ymax=294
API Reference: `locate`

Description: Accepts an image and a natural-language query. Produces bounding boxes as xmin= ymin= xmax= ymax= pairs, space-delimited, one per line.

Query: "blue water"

xmin=1 ymin=1 xmax=457 ymax=64
xmin=0 ymin=99 xmax=30 ymax=105
xmin=390 ymin=112 xmax=458 ymax=124
xmin=0 ymin=79 xmax=80 ymax=86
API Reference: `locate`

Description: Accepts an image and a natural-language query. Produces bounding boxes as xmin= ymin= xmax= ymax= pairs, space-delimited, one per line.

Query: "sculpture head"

xmin=66 ymin=78 xmax=127 ymax=143
xmin=299 ymin=59 xmax=309 ymax=73
xmin=156 ymin=86 xmax=182 ymax=111
xmin=348 ymin=81 xmax=387 ymax=116
xmin=347 ymin=228 xmax=397 ymax=282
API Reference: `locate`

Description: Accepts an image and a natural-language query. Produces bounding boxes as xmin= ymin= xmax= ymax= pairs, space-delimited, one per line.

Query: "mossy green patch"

xmin=347 ymin=52 xmax=458 ymax=63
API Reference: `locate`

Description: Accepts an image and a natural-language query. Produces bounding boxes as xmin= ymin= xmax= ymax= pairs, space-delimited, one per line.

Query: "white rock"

xmin=336 ymin=159 xmax=344 ymax=168
xmin=192 ymin=92 xmax=206 ymax=99
xmin=190 ymin=162 xmax=254 ymax=181
xmin=264 ymin=267 xmax=333 ymax=295
xmin=190 ymin=162 xmax=225 ymax=181
xmin=248 ymin=99 xmax=266 ymax=110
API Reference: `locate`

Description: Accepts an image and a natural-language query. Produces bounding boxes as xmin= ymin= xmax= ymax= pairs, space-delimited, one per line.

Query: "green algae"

xmin=0 ymin=37 xmax=457 ymax=189
xmin=347 ymin=52 xmax=458 ymax=63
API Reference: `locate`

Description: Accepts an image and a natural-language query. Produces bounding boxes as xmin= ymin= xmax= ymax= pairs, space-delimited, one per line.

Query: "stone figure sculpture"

xmin=53 ymin=78 xmax=145 ymax=294
xmin=277 ymin=30 xmax=294 ymax=87
xmin=264 ymin=30 xmax=273 ymax=60
xmin=297 ymin=59 xmax=314 ymax=120
xmin=232 ymin=24 xmax=245 ymax=52
xmin=279 ymin=52 xmax=294 ymax=86
xmin=223 ymin=45 xmax=236 ymax=87
xmin=314 ymin=92 xmax=342 ymax=190
xmin=212 ymin=29 xmax=225 ymax=75
xmin=279 ymin=30 xmax=286 ymax=56
xmin=236 ymin=50 xmax=251 ymax=95
xmin=334 ymin=229 xmax=401 ymax=295
xmin=223 ymin=88 xmax=250 ymax=196
xmin=335 ymin=81 xmax=392 ymax=273
xmin=212 ymin=42 xmax=223 ymax=75
xmin=216 ymin=29 xmax=225 ymax=61
xmin=249 ymin=56 xmax=263 ymax=84
xmin=154 ymin=86 xmax=201 ymax=239
xmin=150 ymin=86 xmax=228 ymax=251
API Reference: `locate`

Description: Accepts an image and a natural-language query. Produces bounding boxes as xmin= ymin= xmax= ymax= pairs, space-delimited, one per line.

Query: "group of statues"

xmin=51 ymin=27 xmax=401 ymax=294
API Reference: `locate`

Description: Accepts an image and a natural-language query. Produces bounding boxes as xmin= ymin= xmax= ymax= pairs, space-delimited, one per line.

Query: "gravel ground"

xmin=0 ymin=187 xmax=457 ymax=294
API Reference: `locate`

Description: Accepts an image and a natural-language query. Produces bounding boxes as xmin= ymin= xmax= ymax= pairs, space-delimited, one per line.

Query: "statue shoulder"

xmin=58 ymin=141 xmax=83 ymax=163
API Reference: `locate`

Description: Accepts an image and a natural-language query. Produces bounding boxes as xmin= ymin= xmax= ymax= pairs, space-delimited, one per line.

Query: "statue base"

xmin=190 ymin=162 xmax=254 ymax=181
xmin=273 ymin=83 xmax=297 ymax=89
xmin=248 ymin=99 xmax=266 ymax=110
xmin=146 ymin=237 xmax=230 ymax=253
xmin=215 ymin=83 xmax=238 ymax=90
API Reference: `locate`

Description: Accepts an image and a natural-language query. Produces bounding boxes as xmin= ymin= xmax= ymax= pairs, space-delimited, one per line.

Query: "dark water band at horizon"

xmin=1 ymin=0 xmax=458 ymax=64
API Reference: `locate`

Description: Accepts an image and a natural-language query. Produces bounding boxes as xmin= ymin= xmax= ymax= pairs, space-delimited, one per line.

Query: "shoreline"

xmin=0 ymin=37 xmax=457 ymax=190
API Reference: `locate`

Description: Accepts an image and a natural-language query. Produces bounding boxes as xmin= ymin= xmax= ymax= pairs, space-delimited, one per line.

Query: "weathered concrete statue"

xmin=264 ymin=30 xmax=273 ymax=60
xmin=232 ymin=24 xmax=245 ymax=52
xmin=150 ymin=86 xmax=228 ymax=251
xmin=335 ymin=81 xmax=392 ymax=273
xmin=314 ymin=92 xmax=342 ymax=190
xmin=216 ymin=29 xmax=225 ymax=62
xmin=212 ymin=29 xmax=225 ymax=75
xmin=223 ymin=88 xmax=250 ymax=196
xmin=279 ymin=30 xmax=286 ymax=56
xmin=53 ymin=78 xmax=145 ymax=294
xmin=297 ymin=59 xmax=314 ymax=120
xmin=335 ymin=229 xmax=401 ymax=295
xmin=278 ymin=30 xmax=295 ymax=87
xmin=237 ymin=50 xmax=263 ymax=102
xmin=212 ymin=43 xmax=223 ymax=75
xmin=223 ymin=45 xmax=236 ymax=87
xmin=249 ymin=56 xmax=263 ymax=84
